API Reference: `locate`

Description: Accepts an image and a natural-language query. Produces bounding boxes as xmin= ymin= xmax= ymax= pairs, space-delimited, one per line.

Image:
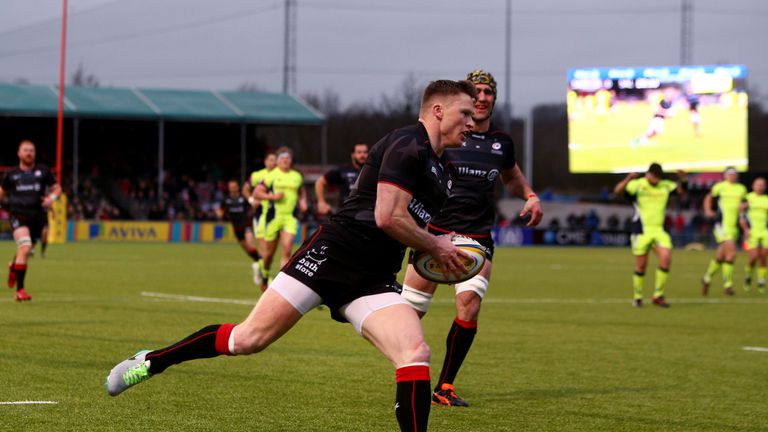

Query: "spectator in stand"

xmin=607 ymin=214 xmax=620 ymax=230
xmin=586 ymin=209 xmax=600 ymax=230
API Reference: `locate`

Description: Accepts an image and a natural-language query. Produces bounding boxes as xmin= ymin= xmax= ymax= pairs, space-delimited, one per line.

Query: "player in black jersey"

xmin=315 ymin=142 xmax=369 ymax=217
xmin=686 ymin=92 xmax=701 ymax=137
xmin=636 ymin=87 xmax=676 ymax=147
xmin=0 ymin=140 xmax=61 ymax=302
xmin=106 ymin=80 xmax=477 ymax=432
xmin=401 ymin=70 xmax=543 ymax=407
xmin=215 ymin=180 xmax=261 ymax=285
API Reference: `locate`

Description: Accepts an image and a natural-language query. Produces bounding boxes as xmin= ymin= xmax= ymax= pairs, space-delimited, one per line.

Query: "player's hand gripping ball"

xmin=412 ymin=235 xmax=487 ymax=284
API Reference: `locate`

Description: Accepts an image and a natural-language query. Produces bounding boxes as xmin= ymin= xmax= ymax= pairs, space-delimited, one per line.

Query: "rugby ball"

xmin=412 ymin=235 xmax=487 ymax=284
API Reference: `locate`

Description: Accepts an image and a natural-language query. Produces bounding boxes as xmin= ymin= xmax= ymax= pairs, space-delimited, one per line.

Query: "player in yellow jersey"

xmin=701 ymin=167 xmax=748 ymax=296
xmin=740 ymin=177 xmax=768 ymax=293
xmin=253 ymin=147 xmax=307 ymax=291
xmin=243 ymin=151 xmax=276 ymax=286
xmin=614 ymin=163 xmax=687 ymax=307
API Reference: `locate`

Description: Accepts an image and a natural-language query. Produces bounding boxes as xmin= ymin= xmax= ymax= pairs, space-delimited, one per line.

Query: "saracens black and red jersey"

xmin=323 ymin=164 xmax=361 ymax=204
xmin=429 ymin=124 xmax=516 ymax=237
xmin=1 ymin=164 xmax=57 ymax=216
xmin=333 ymin=122 xmax=455 ymax=272
xmin=221 ymin=196 xmax=251 ymax=229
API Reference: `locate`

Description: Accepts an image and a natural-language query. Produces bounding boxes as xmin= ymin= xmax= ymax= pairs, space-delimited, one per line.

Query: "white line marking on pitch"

xmin=142 ymin=291 xmax=768 ymax=306
xmin=141 ymin=292 xmax=256 ymax=306
xmin=742 ymin=346 xmax=768 ymax=353
xmin=0 ymin=401 xmax=58 ymax=405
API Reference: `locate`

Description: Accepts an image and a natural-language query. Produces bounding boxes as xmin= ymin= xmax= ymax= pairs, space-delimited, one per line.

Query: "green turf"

xmin=569 ymin=101 xmax=748 ymax=173
xmin=1 ymin=243 xmax=767 ymax=431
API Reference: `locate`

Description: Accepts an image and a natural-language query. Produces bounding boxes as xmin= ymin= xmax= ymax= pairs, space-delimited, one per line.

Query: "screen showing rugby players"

xmin=567 ymin=64 xmax=748 ymax=173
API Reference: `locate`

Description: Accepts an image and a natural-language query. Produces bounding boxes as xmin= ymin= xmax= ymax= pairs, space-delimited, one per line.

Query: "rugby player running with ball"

xmin=105 ymin=80 xmax=477 ymax=432
xmin=401 ymin=70 xmax=542 ymax=407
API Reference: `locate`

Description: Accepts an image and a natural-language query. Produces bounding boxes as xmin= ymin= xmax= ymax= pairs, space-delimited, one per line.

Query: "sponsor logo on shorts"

xmin=295 ymin=245 xmax=328 ymax=277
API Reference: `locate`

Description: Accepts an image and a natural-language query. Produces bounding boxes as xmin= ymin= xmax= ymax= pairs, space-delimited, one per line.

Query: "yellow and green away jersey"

xmin=625 ymin=178 xmax=678 ymax=232
xmin=711 ymin=181 xmax=748 ymax=229
xmin=744 ymin=192 xmax=768 ymax=231
xmin=250 ymin=168 xmax=273 ymax=216
xmin=250 ymin=168 xmax=272 ymax=188
xmin=264 ymin=169 xmax=303 ymax=216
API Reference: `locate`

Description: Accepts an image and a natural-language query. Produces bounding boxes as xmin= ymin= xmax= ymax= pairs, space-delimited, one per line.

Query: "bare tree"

xmin=237 ymin=81 xmax=264 ymax=93
xmin=301 ymin=88 xmax=341 ymax=116
xmin=379 ymin=72 xmax=422 ymax=117
xmin=71 ymin=62 xmax=100 ymax=87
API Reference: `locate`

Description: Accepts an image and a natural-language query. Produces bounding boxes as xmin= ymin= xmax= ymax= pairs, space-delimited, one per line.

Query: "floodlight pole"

xmin=240 ymin=123 xmax=247 ymax=185
xmin=55 ymin=0 xmax=69 ymax=184
xmin=73 ymin=118 xmax=79 ymax=198
xmin=158 ymin=120 xmax=165 ymax=201
xmin=282 ymin=0 xmax=297 ymax=94
xmin=680 ymin=0 xmax=693 ymax=65
xmin=504 ymin=0 xmax=512 ymax=130
xmin=525 ymin=108 xmax=534 ymax=188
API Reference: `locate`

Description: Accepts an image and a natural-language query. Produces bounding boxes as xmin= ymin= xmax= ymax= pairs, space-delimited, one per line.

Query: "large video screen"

xmin=567 ymin=64 xmax=748 ymax=173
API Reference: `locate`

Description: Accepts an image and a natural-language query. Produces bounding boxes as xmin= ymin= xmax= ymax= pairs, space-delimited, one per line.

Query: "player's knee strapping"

xmin=15 ymin=236 xmax=32 ymax=249
xmin=401 ymin=284 xmax=434 ymax=313
xmin=454 ymin=275 xmax=489 ymax=299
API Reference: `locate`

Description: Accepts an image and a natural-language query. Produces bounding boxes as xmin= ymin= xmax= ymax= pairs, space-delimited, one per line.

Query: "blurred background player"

xmin=701 ymin=167 xmax=747 ymax=296
xmin=686 ymin=92 xmax=702 ymax=137
xmin=315 ymin=142 xmax=369 ymax=218
xmin=245 ymin=151 xmax=276 ymax=284
xmin=0 ymin=140 xmax=61 ymax=301
xmin=105 ymin=79 xmax=478 ymax=432
xmin=634 ymin=88 xmax=676 ymax=147
xmin=613 ymin=163 xmax=687 ymax=307
xmin=216 ymin=180 xmax=262 ymax=286
xmin=740 ymin=177 xmax=768 ymax=293
xmin=401 ymin=69 xmax=542 ymax=407
xmin=252 ymin=147 xmax=307 ymax=290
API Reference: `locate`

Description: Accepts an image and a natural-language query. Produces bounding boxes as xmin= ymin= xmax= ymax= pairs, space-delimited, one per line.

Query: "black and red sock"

xmin=14 ymin=263 xmax=27 ymax=290
xmin=435 ymin=318 xmax=477 ymax=389
xmin=394 ymin=365 xmax=431 ymax=432
xmin=146 ymin=323 xmax=236 ymax=374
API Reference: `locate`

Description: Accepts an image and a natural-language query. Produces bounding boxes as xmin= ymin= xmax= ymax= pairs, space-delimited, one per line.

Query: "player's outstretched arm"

xmin=41 ymin=183 xmax=62 ymax=209
xmin=253 ymin=183 xmax=283 ymax=202
xmin=613 ymin=172 xmax=638 ymax=196
xmin=502 ymin=165 xmax=542 ymax=227
xmin=314 ymin=175 xmax=331 ymax=215
xmin=375 ymin=182 xmax=466 ymax=278
xmin=703 ymin=193 xmax=716 ymax=219
xmin=298 ymin=186 xmax=308 ymax=213
xmin=739 ymin=205 xmax=750 ymax=238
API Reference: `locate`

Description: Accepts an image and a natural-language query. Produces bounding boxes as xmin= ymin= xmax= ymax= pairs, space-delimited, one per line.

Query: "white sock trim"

xmin=397 ymin=362 xmax=430 ymax=369
xmin=228 ymin=325 xmax=237 ymax=355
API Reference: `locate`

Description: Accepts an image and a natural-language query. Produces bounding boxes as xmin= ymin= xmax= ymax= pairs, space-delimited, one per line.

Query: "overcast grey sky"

xmin=1 ymin=0 xmax=767 ymax=113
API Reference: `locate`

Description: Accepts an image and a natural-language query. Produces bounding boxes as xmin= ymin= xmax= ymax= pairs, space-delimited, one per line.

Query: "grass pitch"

xmin=1 ymin=243 xmax=767 ymax=431
xmin=568 ymin=101 xmax=748 ymax=173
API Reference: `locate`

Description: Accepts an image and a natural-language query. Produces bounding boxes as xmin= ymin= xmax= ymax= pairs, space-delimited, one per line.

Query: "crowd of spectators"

xmin=52 ymin=167 xmax=731 ymax=243
xmin=110 ymin=173 xmax=230 ymax=221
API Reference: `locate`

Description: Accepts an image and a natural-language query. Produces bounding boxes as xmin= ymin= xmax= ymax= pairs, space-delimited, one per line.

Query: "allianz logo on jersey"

xmin=408 ymin=198 xmax=432 ymax=225
xmin=16 ymin=184 xmax=41 ymax=192
xmin=456 ymin=166 xmax=500 ymax=181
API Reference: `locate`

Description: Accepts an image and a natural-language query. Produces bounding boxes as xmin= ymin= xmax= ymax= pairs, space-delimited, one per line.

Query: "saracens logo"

xmin=491 ymin=142 xmax=501 ymax=150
